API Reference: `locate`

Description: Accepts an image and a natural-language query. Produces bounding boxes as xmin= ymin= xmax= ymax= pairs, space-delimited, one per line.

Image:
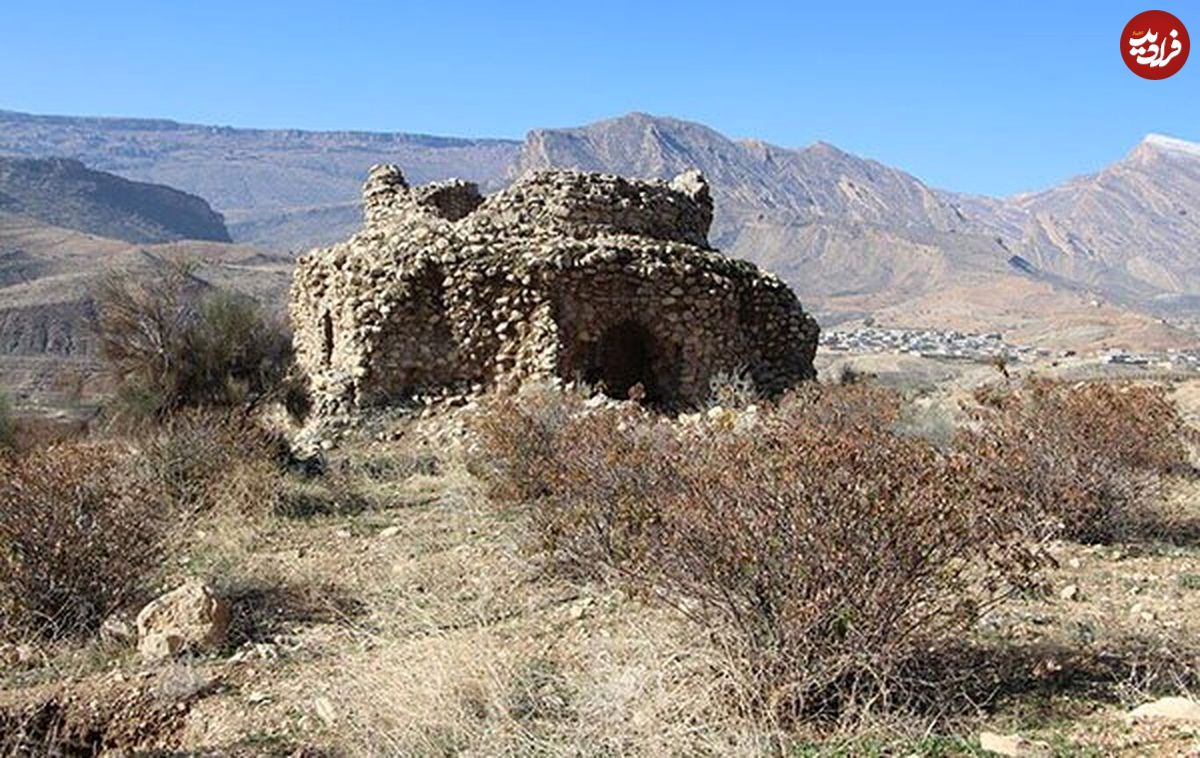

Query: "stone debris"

xmin=100 ymin=611 xmax=136 ymax=645
xmin=246 ymin=690 xmax=272 ymax=705
xmin=290 ymin=165 xmax=818 ymax=416
xmin=313 ymin=695 xmax=338 ymax=727
xmin=135 ymin=580 xmax=231 ymax=660
xmin=1128 ymin=696 xmax=1200 ymax=723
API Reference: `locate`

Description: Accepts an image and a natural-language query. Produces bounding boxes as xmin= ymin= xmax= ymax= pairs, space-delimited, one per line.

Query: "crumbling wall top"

xmin=467 ymin=169 xmax=713 ymax=246
xmin=363 ymin=164 xmax=483 ymax=226
xmin=361 ymin=163 xmax=713 ymax=247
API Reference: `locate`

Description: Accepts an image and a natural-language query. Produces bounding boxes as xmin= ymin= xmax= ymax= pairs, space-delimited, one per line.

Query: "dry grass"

xmin=0 ymin=391 xmax=13 ymax=451
xmin=0 ymin=443 xmax=163 ymax=641
xmin=326 ymin=607 xmax=780 ymax=757
xmin=5 ymin=373 xmax=1200 ymax=756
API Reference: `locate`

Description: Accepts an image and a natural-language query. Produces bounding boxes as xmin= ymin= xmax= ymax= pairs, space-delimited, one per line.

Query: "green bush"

xmin=92 ymin=261 xmax=294 ymax=419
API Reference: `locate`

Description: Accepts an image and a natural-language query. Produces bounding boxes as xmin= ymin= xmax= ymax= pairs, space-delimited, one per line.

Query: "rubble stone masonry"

xmin=290 ymin=164 xmax=819 ymax=414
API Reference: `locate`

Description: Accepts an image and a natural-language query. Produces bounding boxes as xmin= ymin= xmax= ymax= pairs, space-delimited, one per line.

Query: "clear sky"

xmin=2 ymin=1 xmax=1196 ymax=196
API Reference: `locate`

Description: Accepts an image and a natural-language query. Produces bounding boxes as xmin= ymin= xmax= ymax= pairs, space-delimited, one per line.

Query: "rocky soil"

xmin=7 ymin=367 xmax=1200 ymax=755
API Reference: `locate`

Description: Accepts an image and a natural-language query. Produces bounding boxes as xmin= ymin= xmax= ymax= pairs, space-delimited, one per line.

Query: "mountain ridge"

xmin=0 ymin=156 xmax=231 ymax=244
xmin=2 ymin=107 xmax=1198 ymax=351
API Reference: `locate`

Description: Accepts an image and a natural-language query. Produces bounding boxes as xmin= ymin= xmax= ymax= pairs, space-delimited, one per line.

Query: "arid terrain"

xmin=3 ymin=108 xmax=1200 ymax=364
xmin=6 ymin=354 xmax=1200 ymax=756
xmin=3 ymin=102 xmax=1200 ymax=758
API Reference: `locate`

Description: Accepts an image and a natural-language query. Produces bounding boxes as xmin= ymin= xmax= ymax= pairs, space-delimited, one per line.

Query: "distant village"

xmin=820 ymin=326 xmax=1200 ymax=370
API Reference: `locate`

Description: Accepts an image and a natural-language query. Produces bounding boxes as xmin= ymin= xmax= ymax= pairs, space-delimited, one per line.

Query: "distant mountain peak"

xmin=1141 ymin=133 xmax=1200 ymax=158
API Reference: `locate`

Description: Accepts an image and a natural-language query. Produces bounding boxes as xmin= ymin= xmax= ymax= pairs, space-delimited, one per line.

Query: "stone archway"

xmin=585 ymin=320 xmax=675 ymax=403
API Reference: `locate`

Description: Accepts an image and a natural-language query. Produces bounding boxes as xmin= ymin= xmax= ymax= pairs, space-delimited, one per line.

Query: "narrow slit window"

xmin=322 ymin=311 xmax=334 ymax=365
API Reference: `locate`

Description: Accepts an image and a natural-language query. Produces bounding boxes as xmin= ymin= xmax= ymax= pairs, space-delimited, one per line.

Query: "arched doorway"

xmin=586 ymin=320 xmax=673 ymax=402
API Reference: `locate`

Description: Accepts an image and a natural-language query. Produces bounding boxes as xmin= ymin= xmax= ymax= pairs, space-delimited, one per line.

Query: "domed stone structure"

xmin=290 ymin=164 xmax=818 ymax=414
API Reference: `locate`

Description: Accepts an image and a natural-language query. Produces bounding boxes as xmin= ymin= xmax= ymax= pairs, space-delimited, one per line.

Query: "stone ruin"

xmin=289 ymin=164 xmax=819 ymax=415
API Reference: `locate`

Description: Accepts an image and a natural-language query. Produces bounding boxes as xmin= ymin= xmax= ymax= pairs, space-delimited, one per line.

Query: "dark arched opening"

xmin=586 ymin=320 xmax=672 ymax=403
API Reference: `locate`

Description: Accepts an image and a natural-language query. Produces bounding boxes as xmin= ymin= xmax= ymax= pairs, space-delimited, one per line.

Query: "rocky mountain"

xmin=515 ymin=113 xmax=965 ymax=235
xmin=964 ymin=134 xmax=1200 ymax=309
xmin=512 ymin=114 xmax=1199 ymax=348
xmin=0 ymin=156 xmax=230 ymax=243
xmin=0 ymin=109 xmax=520 ymax=250
xmin=514 ymin=116 xmax=1032 ymax=316
xmin=1 ymin=107 xmax=1196 ymax=352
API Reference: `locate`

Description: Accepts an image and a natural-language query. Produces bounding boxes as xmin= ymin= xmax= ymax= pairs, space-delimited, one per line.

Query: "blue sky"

xmin=2 ymin=1 xmax=1196 ymax=196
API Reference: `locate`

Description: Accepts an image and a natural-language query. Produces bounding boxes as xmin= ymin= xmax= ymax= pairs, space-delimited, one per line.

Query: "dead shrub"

xmin=4 ymin=414 xmax=93 ymax=454
xmin=0 ymin=444 xmax=163 ymax=640
xmin=470 ymin=382 xmax=1046 ymax=721
xmin=92 ymin=260 xmax=293 ymax=419
xmin=966 ymin=379 xmax=1192 ymax=543
xmin=708 ymin=364 xmax=758 ymax=409
xmin=127 ymin=409 xmax=288 ymax=517
xmin=126 ymin=409 xmax=362 ymax=521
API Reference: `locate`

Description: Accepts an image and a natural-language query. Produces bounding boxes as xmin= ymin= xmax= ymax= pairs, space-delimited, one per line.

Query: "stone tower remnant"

xmin=290 ymin=165 xmax=818 ymax=415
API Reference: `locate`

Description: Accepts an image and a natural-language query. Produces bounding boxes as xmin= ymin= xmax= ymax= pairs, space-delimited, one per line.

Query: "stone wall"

xmin=290 ymin=164 xmax=818 ymax=416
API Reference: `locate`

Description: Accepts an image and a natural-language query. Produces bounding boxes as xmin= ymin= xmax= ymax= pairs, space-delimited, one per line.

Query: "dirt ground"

xmin=6 ymin=358 xmax=1200 ymax=756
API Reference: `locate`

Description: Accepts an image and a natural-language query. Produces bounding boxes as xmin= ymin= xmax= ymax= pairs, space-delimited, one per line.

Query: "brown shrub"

xmin=966 ymin=379 xmax=1192 ymax=543
xmin=3 ymin=414 xmax=94 ymax=454
xmin=470 ymin=383 xmax=1046 ymax=720
xmin=0 ymin=444 xmax=163 ymax=640
xmin=127 ymin=409 xmax=287 ymax=517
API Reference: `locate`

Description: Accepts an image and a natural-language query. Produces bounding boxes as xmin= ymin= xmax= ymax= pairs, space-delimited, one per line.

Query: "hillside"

xmin=514 ymin=114 xmax=1192 ymax=348
xmin=1009 ymin=135 xmax=1200 ymax=305
xmin=0 ymin=109 xmax=520 ymax=250
xmin=0 ymin=211 xmax=291 ymax=408
xmin=0 ymin=156 xmax=230 ymax=244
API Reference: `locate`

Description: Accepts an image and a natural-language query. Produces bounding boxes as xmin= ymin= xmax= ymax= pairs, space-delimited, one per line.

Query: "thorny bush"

xmin=0 ymin=444 xmax=163 ymax=640
xmin=967 ymin=379 xmax=1193 ymax=543
xmin=470 ymin=382 xmax=1049 ymax=721
xmin=128 ymin=409 xmax=288 ymax=517
xmin=91 ymin=259 xmax=294 ymax=419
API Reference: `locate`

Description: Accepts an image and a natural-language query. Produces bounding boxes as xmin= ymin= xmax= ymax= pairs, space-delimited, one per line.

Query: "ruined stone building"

xmin=290 ymin=164 xmax=819 ymax=414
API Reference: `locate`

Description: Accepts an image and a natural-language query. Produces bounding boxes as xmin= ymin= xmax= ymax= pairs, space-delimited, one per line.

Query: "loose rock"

xmin=136 ymin=580 xmax=231 ymax=660
xmin=1128 ymin=696 xmax=1200 ymax=722
xmin=978 ymin=731 xmax=1050 ymax=757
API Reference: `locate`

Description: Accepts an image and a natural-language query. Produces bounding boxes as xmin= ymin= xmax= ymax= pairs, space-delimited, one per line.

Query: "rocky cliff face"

xmin=514 ymin=113 xmax=967 ymax=236
xmin=0 ymin=157 xmax=231 ymax=244
xmin=513 ymin=113 xmax=1012 ymax=320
